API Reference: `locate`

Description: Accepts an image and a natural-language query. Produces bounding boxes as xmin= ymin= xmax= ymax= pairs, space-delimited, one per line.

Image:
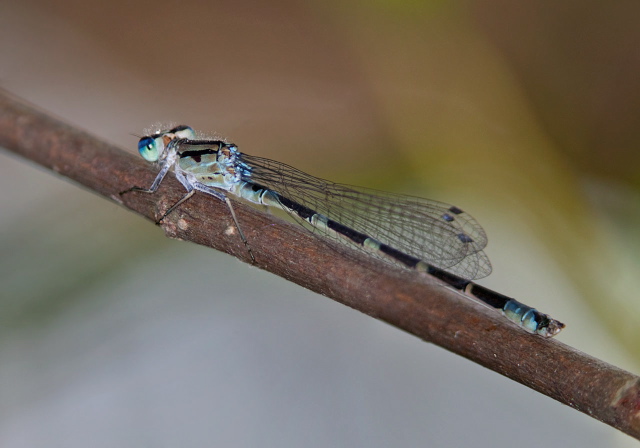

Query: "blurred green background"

xmin=0 ymin=0 xmax=639 ymax=446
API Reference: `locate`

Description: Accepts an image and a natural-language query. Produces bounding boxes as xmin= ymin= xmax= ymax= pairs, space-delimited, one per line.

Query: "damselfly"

xmin=122 ymin=125 xmax=565 ymax=337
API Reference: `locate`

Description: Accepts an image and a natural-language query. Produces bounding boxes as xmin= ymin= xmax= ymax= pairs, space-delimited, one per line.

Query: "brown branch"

xmin=1 ymin=90 xmax=639 ymax=439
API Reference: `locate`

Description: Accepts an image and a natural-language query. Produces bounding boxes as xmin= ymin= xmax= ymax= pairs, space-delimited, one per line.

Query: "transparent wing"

xmin=239 ymin=154 xmax=492 ymax=280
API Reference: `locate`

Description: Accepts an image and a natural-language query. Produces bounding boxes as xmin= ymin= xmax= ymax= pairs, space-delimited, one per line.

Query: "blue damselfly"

xmin=122 ymin=125 xmax=565 ymax=337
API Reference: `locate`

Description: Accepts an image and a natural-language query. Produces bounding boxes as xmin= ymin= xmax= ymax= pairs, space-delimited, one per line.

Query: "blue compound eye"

xmin=138 ymin=136 xmax=160 ymax=162
xmin=171 ymin=125 xmax=195 ymax=140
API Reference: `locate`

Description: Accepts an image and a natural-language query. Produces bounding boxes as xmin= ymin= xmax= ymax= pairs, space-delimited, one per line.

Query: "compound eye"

xmin=138 ymin=136 xmax=160 ymax=162
xmin=170 ymin=125 xmax=195 ymax=140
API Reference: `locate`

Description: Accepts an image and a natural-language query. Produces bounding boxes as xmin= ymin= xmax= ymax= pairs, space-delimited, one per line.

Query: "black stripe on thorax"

xmin=178 ymin=148 xmax=219 ymax=163
xmin=176 ymin=139 xmax=229 ymax=162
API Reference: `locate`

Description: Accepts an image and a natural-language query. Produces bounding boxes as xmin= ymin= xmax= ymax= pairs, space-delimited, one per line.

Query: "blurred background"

xmin=0 ymin=0 xmax=639 ymax=446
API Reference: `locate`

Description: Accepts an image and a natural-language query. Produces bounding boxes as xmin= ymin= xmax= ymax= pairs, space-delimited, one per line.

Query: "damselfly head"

xmin=137 ymin=125 xmax=195 ymax=162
